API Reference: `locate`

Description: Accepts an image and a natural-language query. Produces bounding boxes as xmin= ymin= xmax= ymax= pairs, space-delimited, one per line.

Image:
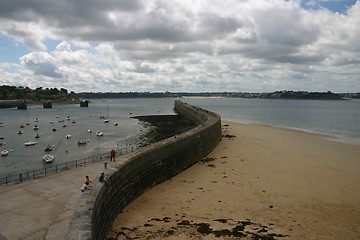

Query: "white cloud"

xmin=0 ymin=0 xmax=359 ymax=92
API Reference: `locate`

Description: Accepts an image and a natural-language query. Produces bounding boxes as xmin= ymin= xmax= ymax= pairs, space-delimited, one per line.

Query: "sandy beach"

xmin=109 ymin=121 xmax=360 ymax=240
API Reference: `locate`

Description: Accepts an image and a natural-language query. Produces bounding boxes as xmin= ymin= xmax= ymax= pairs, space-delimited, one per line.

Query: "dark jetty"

xmin=132 ymin=115 xmax=196 ymax=144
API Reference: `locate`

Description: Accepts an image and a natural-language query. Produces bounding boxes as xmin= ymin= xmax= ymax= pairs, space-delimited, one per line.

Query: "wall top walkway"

xmin=68 ymin=100 xmax=222 ymax=240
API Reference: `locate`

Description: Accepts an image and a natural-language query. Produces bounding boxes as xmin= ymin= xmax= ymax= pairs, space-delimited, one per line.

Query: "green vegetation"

xmin=0 ymin=85 xmax=78 ymax=102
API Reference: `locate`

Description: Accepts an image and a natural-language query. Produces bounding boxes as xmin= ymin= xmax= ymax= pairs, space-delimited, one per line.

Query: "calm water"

xmin=0 ymin=98 xmax=176 ymax=178
xmin=0 ymin=98 xmax=359 ymax=178
xmin=182 ymin=98 xmax=360 ymax=144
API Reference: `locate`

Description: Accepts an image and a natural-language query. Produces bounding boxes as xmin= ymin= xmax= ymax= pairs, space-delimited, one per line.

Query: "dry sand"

xmin=109 ymin=121 xmax=360 ymax=240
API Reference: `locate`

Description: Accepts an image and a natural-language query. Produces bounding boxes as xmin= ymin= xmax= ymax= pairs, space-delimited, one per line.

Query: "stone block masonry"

xmin=68 ymin=100 xmax=222 ymax=240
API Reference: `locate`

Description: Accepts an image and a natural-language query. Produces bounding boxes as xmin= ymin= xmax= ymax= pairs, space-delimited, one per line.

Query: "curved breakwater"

xmin=68 ymin=101 xmax=222 ymax=240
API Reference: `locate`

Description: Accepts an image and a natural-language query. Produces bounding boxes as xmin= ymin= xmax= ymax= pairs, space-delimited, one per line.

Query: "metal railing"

xmin=0 ymin=145 xmax=141 ymax=185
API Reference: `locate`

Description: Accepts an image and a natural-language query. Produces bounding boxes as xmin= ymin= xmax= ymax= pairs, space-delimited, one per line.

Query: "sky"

xmin=0 ymin=0 xmax=359 ymax=93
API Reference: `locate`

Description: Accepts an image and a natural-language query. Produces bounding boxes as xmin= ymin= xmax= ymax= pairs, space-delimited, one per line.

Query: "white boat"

xmin=78 ymin=139 xmax=87 ymax=144
xmin=65 ymin=134 xmax=71 ymax=139
xmin=43 ymin=154 xmax=55 ymax=163
xmin=96 ymin=130 xmax=104 ymax=136
xmin=33 ymin=125 xmax=39 ymax=130
xmin=104 ymin=105 xmax=110 ymax=123
xmin=34 ymin=118 xmax=39 ymax=122
xmin=1 ymin=150 xmax=9 ymax=156
xmin=24 ymin=141 xmax=38 ymax=146
xmin=87 ymin=129 xmax=93 ymax=133
xmin=35 ymin=133 xmax=41 ymax=138
xmin=67 ymin=116 xmax=71 ymax=121
xmin=113 ymin=122 xmax=118 ymax=126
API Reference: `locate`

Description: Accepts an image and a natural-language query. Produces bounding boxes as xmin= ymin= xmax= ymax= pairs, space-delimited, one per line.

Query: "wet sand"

xmin=109 ymin=121 xmax=360 ymax=239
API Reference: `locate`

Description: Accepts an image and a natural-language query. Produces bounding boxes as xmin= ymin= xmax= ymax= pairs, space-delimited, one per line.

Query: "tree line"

xmin=0 ymin=85 xmax=77 ymax=102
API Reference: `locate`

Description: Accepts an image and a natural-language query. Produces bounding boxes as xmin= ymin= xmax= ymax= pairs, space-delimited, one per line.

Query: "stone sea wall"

xmin=68 ymin=100 xmax=222 ymax=240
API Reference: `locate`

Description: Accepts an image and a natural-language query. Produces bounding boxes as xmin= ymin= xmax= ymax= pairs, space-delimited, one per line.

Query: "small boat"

xmin=66 ymin=116 xmax=71 ymax=121
xmin=0 ymin=142 xmax=5 ymax=146
xmin=33 ymin=125 xmax=39 ymax=130
xmin=24 ymin=141 xmax=38 ymax=146
xmin=25 ymin=121 xmax=30 ymax=125
xmin=87 ymin=129 xmax=93 ymax=133
xmin=72 ymin=120 xmax=76 ymax=124
xmin=44 ymin=145 xmax=55 ymax=152
xmin=65 ymin=134 xmax=71 ymax=139
xmin=78 ymin=139 xmax=87 ymax=144
xmin=43 ymin=154 xmax=55 ymax=163
xmin=52 ymin=128 xmax=57 ymax=131
xmin=1 ymin=150 xmax=9 ymax=156
xmin=34 ymin=118 xmax=39 ymax=122
xmin=96 ymin=130 xmax=104 ymax=136
xmin=62 ymin=123 xmax=67 ymax=127
xmin=20 ymin=124 xmax=25 ymax=128
xmin=18 ymin=130 xmax=23 ymax=135
xmin=50 ymin=121 xmax=53 ymax=124
xmin=103 ymin=118 xmax=110 ymax=123
xmin=35 ymin=133 xmax=41 ymax=138
xmin=59 ymin=119 xmax=65 ymax=123
xmin=0 ymin=136 xmax=4 ymax=139
xmin=113 ymin=122 xmax=118 ymax=126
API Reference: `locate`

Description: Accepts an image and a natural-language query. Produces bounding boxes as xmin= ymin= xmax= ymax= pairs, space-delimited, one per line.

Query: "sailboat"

xmin=104 ymin=105 xmax=110 ymax=123
xmin=43 ymin=138 xmax=63 ymax=163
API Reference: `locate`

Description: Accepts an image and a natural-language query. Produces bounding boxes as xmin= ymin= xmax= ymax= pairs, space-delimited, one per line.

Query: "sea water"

xmin=0 ymin=97 xmax=359 ymax=178
xmin=182 ymin=98 xmax=360 ymax=144
xmin=0 ymin=98 xmax=176 ymax=178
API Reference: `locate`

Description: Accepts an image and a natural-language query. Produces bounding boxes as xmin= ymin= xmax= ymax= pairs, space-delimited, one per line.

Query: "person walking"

xmin=110 ymin=149 xmax=116 ymax=161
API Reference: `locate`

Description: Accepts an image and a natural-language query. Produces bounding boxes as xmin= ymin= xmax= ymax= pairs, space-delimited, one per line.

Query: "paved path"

xmin=0 ymin=160 xmax=116 ymax=240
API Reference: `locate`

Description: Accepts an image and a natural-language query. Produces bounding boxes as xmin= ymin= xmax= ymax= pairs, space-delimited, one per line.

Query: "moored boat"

xmin=1 ymin=150 xmax=9 ymax=156
xmin=43 ymin=154 xmax=55 ymax=163
xmin=78 ymin=139 xmax=87 ymax=144
xmin=24 ymin=141 xmax=38 ymax=146
xmin=44 ymin=145 xmax=54 ymax=152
